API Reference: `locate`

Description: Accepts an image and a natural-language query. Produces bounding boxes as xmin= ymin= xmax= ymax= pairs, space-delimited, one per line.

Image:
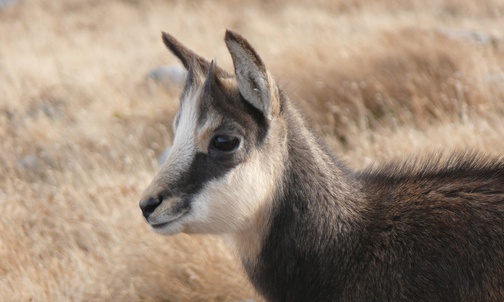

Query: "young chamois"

xmin=139 ymin=30 xmax=504 ymax=301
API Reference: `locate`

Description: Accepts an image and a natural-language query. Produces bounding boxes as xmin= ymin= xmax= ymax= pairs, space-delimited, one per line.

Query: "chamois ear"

xmin=225 ymin=30 xmax=280 ymax=120
xmin=162 ymin=32 xmax=231 ymax=78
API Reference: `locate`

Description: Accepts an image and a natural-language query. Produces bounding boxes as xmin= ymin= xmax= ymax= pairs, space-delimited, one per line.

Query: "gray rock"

xmin=17 ymin=155 xmax=39 ymax=170
xmin=27 ymin=99 xmax=66 ymax=120
xmin=485 ymin=73 xmax=504 ymax=83
xmin=437 ymin=28 xmax=494 ymax=45
xmin=158 ymin=147 xmax=171 ymax=166
xmin=146 ymin=65 xmax=187 ymax=88
xmin=0 ymin=0 xmax=17 ymax=9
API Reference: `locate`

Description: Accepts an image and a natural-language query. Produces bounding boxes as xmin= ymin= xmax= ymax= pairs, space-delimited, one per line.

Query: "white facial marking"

xmin=143 ymin=86 xmax=201 ymax=234
xmin=165 ymin=90 xmax=199 ymax=178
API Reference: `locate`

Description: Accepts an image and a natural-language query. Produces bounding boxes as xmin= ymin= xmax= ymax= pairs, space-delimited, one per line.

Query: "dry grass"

xmin=1 ymin=0 xmax=503 ymax=300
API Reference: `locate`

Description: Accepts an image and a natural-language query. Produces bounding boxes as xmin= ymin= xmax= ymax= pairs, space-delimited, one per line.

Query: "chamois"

xmin=139 ymin=30 xmax=504 ymax=301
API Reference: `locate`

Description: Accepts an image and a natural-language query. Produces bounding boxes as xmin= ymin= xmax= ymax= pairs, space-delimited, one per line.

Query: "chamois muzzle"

xmin=139 ymin=197 xmax=161 ymax=219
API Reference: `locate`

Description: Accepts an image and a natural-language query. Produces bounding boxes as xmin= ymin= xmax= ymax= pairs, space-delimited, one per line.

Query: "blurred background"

xmin=1 ymin=0 xmax=503 ymax=300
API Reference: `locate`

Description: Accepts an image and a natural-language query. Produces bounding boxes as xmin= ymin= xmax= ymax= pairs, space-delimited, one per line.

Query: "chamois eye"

xmin=212 ymin=135 xmax=239 ymax=152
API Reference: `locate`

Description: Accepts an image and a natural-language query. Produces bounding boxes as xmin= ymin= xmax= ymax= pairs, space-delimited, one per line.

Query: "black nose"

xmin=140 ymin=197 xmax=161 ymax=219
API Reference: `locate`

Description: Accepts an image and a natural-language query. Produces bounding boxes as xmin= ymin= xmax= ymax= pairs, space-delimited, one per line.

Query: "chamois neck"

xmin=283 ymin=101 xmax=362 ymax=217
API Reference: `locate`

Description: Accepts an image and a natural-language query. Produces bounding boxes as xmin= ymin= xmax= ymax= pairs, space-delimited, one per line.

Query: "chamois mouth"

xmin=149 ymin=210 xmax=189 ymax=229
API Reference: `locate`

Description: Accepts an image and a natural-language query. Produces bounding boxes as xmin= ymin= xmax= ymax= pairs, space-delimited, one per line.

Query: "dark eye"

xmin=212 ymin=135 xmax=240 ymax=152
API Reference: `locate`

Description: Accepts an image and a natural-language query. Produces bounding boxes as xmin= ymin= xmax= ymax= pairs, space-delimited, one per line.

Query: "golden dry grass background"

xmin=1 ymin=0 xmax=504 ymax=300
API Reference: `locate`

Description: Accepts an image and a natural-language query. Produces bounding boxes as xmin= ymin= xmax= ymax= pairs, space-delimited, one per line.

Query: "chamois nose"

xmin=140 ymin=197 xmax=161 ymax=219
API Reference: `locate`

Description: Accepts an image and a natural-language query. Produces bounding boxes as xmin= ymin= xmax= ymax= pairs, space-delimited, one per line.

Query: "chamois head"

xmin=139 ymin=30 xmax=287 ymax=235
